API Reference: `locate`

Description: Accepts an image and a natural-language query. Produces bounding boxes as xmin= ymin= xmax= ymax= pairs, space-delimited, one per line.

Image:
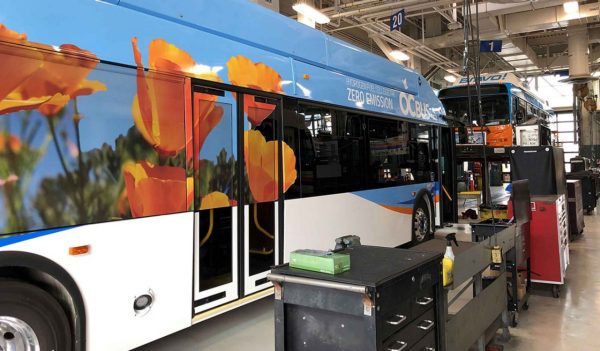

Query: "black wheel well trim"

xmin=0 ymin=251 xmax=86 ymax=351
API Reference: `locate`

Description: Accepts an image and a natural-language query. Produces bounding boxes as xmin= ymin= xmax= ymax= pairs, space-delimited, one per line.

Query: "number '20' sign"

xmin=390 ymin=9 xmax=405 ymax=31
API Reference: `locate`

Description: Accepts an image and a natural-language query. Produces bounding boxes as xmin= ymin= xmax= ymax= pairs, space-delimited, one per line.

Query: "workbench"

xmin=411 ymin=223 xmax=516 ymax=351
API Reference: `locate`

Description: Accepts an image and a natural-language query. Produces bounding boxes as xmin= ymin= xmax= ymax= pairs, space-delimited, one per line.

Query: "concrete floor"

xmin=136 ymin=211 xmax=600 ymax=351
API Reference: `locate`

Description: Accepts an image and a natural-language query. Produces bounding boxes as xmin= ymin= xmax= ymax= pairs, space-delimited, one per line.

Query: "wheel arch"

xmin=0 ymin=251 xmax=85 ymax=351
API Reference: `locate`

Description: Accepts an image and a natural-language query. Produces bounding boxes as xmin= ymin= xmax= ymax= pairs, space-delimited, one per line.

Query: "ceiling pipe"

xmin=320 ymin=0 xmax=379 ymax=14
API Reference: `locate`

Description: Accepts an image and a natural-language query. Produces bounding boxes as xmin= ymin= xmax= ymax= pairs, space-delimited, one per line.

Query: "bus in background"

xmin=0 ymin=1 xmax=448 ymax=350
xmin=438 ymin=73 xmax=551 ymax=147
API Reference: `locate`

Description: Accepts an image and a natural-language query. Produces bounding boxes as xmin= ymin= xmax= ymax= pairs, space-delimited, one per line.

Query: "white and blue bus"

xmin=0 ymin=1 xmax=448 ymax=350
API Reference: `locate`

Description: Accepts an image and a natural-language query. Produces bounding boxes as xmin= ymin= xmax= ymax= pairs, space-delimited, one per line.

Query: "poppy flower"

xmin=0 ymin=24 xmax=106 ymax=116
xmin=122 ymin=160 xmax=192 ymax=217
xmin=200 ymin=191 xmax=232 ymax=210
xmin=17 ymin=44 xmax=106 ymax=117
xmin=244 ymin=130 xmax=297 ymax=203
xmin=227 ymin=55 xmax=282 ymax=126
xmin=0 ymin=133 xmax=22 ymax=154
xmin=0 ymin=34 xmax=57 ymax=115
xmin=0 ymin=24 xmax=26 ymax=41
xmin=132 ymin=37 xmax=223 ymax=157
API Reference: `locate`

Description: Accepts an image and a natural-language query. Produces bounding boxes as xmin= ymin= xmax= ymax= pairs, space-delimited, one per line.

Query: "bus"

xmin=0 ymin=1 xmax=448 ymax=350
xmin=438 ymin=73 xmax=551 ymax=147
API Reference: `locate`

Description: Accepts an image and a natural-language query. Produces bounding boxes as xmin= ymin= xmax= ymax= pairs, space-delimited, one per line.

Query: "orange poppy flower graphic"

xmin=200 ymin=191 xmax=232 ymax=210
xmin=227 ymin=55 xmax=282 ymax=126
xmin=132 ymin=37 xmax=223 ymax=157
xmin=0 ymin=23 xmax=26 ymax=41
xmin=0 ymin=133 xmax=22 ymax=154
xmin=244 ymin=130 xmax=297 ymax=203
xmin=122 ymin=160 xmax=192 ymax=218
xmin=0 ymin=24 xmax=106 ymax=116
xmin=0 ymin=27 xmax=57 ymax=115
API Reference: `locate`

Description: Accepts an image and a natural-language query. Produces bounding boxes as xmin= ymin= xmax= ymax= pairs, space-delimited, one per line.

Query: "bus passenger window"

xmin=367 ymin=119 xmax=410 ymax=186
xmin=297 ymin=105 xmax=365 ymax=196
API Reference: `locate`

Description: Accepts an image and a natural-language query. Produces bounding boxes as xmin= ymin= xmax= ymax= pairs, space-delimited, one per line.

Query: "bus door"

xmin=192 ymin=86 xmax=239 ymax=313
xmin=242 ymin=94 xmax=282 ymax=295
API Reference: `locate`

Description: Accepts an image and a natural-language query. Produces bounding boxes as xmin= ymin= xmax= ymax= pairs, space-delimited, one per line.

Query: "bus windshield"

xmin=441 ymin=95 xmax=509 ymax=126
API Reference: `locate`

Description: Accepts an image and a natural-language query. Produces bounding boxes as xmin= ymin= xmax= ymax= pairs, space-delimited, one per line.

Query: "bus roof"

xmin=0 ymin=0 xmax=446 ymax=126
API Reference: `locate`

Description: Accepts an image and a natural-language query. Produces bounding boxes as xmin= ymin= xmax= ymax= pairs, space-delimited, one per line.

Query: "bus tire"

xmin=0 ymin=280 xmax=72 ymax=351
xmin=412 ymin=195 xmax=432 ymax=245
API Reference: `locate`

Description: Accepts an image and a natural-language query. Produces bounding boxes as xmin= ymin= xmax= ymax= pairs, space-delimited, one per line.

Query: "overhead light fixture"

xmin=390 ymin=50 xmax=410 ymax=61
xmin=563 ymin=1 xmax=579 ymax=16
xmin=592 ymin=71 xmax=600 ymax=77
xmin=444 ymin=74 xmax=457 ymax=83
xmin=293 ymin=2 xmax=330 ymax=24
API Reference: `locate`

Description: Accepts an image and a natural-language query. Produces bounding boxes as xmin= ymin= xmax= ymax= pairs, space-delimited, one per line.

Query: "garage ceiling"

xmin=279 ymin=0 xmax=600 ymax=79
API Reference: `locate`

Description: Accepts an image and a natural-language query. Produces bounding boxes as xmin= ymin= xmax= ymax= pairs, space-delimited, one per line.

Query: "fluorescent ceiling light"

xmin=444 ymin=74 xmax=457 ymax=83
xmin=390 ymin=50 xmax=410 ymax=61
xmin=563 ymin=1 xmax=579 ymax=15
xmin=293 ymin=3 xmax=330 ymax=24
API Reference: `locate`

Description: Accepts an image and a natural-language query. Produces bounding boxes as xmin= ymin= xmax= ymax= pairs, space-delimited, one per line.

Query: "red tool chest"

xmin=530 ymin=195 xmax=570 ymax=297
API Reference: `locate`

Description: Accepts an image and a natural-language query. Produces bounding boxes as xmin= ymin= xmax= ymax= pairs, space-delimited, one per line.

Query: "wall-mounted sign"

xmin=390 ymin=9 xmax=405 ymax=31
xmin=479 ymin=40 xmax=502 ymax=53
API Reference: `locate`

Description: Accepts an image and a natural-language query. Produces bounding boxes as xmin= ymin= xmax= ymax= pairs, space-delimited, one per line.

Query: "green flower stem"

xmin=73 ymin=98 xmax=86 ymax=215
xmin=47 ymin=117 xmax=70 ymax=178
xmin=47 ymin=114 xmax=85 ymax=221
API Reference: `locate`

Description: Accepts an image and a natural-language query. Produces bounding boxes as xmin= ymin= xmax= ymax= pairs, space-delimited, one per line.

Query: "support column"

xmin=568 ymin=25 xmax=589 ymax=78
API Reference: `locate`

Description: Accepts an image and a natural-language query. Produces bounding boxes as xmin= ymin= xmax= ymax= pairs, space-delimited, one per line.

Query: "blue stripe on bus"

xmin=351 ymin=182 xmax=437 ymax=209
xmin=0 ymin=227 xmax=73 ymax=248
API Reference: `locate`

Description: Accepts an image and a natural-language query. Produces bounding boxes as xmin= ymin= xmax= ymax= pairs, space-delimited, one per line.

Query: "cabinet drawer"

xmin=377 ymin=264 xmax=438 ymax=341
xmin=380 ymin=299 xmax=412 ymax=341
xmin=411 ymin=286 xmax=435 ymax=318
xmin=408 ymin=330 xmax=436 ymax=351
xmin=383 ymin=308 xmax=435 ymax=351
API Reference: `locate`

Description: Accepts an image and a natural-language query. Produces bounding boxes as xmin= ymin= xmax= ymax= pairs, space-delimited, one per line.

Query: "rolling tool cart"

xmin=412 ymin=224 xmax=514 ymax=351
xmin=471 ymin=179 xmax=532 ymax=326
xmin=529 ymin=195 xmax=570 ymax=298
xmin=566 ymin=179 xmax=585 ymax=239
xmin=471 ymin=220 xmax=530 ymax=327
xmin=567 ymin=171 xmax=599 ymax=214
xmin=268 ymin=246 xmax=444 ymax=351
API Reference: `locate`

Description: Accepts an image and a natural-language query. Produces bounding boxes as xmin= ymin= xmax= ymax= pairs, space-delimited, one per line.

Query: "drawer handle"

xmin=416 ymin=297 xmax=433 ymax=306
xmin=417 ymin=319 xmax=435 ymax=331
xmin=386 ymin=314 xmax=407 ymax=326
xmin=424 ymin=348 xmax=435 ymax=351
xmin=386 ymin=341 xmax=408 ymax=351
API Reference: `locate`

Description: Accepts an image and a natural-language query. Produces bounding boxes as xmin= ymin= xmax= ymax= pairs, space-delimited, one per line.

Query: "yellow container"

xmin=479 ymin=205 xmax=508 ymax=220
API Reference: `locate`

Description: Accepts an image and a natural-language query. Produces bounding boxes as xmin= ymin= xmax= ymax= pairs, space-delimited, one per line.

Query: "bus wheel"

xmin=0 ymin=280 xmax=72 ymax=351
xmin=412 ymin=196 xmax=431 ymax=244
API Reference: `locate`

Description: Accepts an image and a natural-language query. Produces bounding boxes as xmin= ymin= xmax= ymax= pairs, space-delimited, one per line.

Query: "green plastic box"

xmin=289 ymin=249 xmax=351 ymax=275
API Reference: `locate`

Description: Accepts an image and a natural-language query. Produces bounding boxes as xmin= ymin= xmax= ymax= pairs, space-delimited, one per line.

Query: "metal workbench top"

xmin=271 ymin=245 xmax=442 ymax=288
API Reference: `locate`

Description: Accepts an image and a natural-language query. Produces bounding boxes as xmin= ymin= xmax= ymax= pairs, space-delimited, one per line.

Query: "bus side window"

xmin=516 ymin=98 xmax=527 ymax=124
xmin=367 ymin=119 xmax=411 ymax=186
xmin=297 ymin=105 xmax=368 ymax=197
